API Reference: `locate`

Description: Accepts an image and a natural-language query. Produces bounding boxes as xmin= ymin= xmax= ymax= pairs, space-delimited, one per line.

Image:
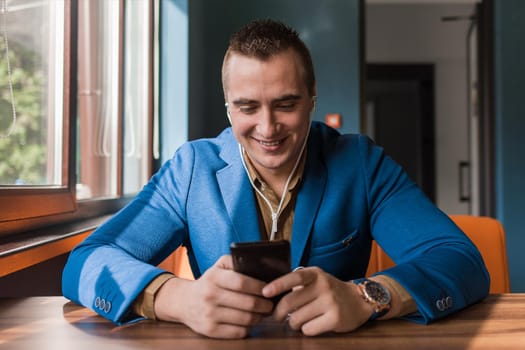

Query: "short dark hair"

xmin=222 ymin=19 xmax=316 ymax=97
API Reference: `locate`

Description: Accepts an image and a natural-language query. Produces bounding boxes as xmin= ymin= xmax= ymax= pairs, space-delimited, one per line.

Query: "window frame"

xmin=0 ymin=0 xmax=157 ymax=238
xmin=0 ymin=0 xmax=76 ymax=235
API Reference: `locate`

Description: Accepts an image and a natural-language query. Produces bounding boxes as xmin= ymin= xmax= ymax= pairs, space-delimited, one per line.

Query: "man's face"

xmin=223 ymin=49 xmax=315 ymax=180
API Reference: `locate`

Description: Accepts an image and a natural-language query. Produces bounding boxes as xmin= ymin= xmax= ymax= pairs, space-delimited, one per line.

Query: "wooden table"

xmin=1 ymin=294 xmax=524 ymax=349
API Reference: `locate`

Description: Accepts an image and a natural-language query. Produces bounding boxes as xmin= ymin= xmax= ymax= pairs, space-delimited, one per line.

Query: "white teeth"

xmin=259 ymin=140 xmax=280 ymax=146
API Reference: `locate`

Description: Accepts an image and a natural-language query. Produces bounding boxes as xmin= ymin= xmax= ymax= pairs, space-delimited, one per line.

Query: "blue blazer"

xmin=62 ymin=122 xmax=489 ymax=325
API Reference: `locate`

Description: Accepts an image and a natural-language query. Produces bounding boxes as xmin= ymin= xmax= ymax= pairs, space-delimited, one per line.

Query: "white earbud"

xmin=225 ymin=102 xmax=232 ymax=124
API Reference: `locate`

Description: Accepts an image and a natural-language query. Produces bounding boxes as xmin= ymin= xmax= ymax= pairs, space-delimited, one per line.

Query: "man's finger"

xmin=262 ymin=267 xmax=316 ymax=298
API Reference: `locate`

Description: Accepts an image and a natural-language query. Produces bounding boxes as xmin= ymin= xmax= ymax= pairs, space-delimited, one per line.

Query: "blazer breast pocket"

xmin=306 ymin=230 xmax=367 ymax=279
xmin=308 ymin=229 xmax=359 ymax=258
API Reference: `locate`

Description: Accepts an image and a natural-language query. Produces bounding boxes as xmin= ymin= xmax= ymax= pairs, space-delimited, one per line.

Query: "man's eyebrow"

xmin=231 ymin=98 xmax=258 ymax=106
xmin=272 ymin=94 xmax=302 ymax=103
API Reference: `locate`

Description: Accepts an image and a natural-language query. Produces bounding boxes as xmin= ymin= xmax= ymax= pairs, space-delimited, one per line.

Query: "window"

xmin=0 ymin=0 xmax=66 ymax=187
xmin=0 ymin=0 xmax=75 ymax=229
xmin=0 ymin=0 xmax=157 ymax=237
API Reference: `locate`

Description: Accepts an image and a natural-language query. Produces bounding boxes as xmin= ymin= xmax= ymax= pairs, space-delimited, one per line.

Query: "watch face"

xmin=364 ymin=281 xmax=391 ymax=305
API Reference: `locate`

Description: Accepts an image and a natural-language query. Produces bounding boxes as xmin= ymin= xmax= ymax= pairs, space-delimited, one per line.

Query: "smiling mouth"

xmin=257 ymin=139 xmax=283 ymax=147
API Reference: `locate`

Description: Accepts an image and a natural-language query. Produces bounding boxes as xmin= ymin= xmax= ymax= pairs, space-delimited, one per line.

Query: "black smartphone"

xmin=230 ymin=239 xmax=291 ymax=283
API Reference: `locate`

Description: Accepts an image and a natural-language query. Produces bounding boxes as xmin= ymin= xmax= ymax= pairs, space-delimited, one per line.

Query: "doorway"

xmin=365 ymin=1 xmax=486 ymax=214
xmin=365 ymin=64 xmax=435 ymax=201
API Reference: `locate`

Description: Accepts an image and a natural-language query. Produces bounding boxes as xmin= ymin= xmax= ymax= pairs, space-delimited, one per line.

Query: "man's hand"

xmin=154 ymin=255 xmax=274 ymax=339
xmin=262 ymin=267 xmax=376 ymax=336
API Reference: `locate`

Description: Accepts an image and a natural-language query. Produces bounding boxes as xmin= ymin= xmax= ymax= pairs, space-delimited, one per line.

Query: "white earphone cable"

xmin=239 ymin=122 xmax=311 ymax=240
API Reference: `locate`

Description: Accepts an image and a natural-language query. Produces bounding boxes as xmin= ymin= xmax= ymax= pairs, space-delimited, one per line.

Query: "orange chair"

xmin=158 ymin=246 xmax=194 ymax=280
xmin=366 ymin=215 xmax=510 ymax=293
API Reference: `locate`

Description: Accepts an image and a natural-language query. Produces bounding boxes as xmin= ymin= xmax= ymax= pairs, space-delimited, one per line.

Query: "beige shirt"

xmin=133 ymin=149 xmax=416 ymax=319
xmin=242 ymin=148 xmax=305 ymax=242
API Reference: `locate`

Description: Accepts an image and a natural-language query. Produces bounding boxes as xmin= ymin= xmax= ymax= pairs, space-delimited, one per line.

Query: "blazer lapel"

xmin=291 ymin=143 xmax=327 ymax=268
xmin=216 ymin=137 xmax=261 ymax=243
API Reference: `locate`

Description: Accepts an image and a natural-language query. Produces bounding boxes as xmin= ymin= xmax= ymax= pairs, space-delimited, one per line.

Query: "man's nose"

xmin=257 ymin=107 xmax=279 ymax=137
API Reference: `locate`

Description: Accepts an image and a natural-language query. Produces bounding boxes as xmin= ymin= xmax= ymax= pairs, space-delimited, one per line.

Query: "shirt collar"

xmin=241 ymin=148 xmax=306 ymax=193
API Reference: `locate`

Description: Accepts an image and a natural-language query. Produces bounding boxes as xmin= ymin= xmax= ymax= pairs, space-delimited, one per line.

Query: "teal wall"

xmin=494 ymin=1 xmax=525 ymax=292
xmin=187 ymin=0 xmax=362 ymax=140
xmin=160 ymin=0 xmax=189 ymax=162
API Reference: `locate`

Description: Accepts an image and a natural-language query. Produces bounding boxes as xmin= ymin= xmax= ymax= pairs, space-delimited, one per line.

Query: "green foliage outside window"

xmin=0 ymin=40 xmax=45 ymax=185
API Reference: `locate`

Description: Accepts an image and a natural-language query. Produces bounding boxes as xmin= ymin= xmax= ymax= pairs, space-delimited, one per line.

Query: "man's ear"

xmin=310 ymin=84 xmax=317 ymax=113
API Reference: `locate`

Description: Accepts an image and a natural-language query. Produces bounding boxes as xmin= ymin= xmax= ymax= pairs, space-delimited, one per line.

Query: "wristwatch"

xmin=353 ymin=278 xmax=391 ymax=321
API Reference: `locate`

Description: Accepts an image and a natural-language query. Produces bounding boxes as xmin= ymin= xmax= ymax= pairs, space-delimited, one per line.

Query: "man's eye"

xmin=239 ymin=106 xmax=258 ymax=114
xmin=276 ymin=102 xmax=296 ymax=111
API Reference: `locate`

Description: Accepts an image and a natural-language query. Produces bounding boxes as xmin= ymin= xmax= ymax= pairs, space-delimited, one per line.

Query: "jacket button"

xmin=436 ymin=299 xmax=446 ymax=311
xmin=445 ymin=296 xmax=453 ymax=309
xmin=104 ymin=301 xmax=112 ymax=313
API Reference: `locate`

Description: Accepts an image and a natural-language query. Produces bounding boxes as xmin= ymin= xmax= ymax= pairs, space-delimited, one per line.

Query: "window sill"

xmin=0 ymin=215 xmax=111 ymax=278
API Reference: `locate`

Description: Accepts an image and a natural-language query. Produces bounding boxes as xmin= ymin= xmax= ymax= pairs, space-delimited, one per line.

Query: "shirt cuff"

xmin=132 ymin=273 xmax=174 ymax=320
xmin=373 ymin=274 xmax=417 ymax=317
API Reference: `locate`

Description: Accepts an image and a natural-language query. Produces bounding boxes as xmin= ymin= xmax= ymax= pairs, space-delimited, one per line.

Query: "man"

xmin=62 ymin=19 xmax=489 ymax=339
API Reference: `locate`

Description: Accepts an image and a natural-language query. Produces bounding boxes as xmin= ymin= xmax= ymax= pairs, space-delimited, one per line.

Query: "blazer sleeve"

xmin=358 ymin=135 xmax=490 ymax=324
xmin=62 ymin=143 xmax=196 ymax=324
